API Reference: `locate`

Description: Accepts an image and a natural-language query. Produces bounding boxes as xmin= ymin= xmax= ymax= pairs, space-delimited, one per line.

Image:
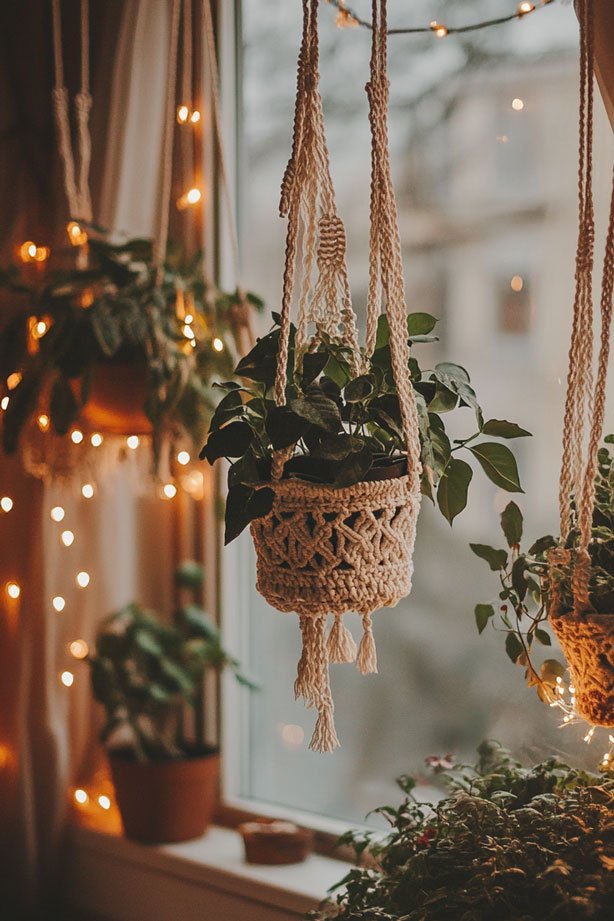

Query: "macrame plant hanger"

xmin=249 ymin=0 xmax=422 ymax=752
xmin=51 ymin=0 xmax=93 ymax=263
xmin=549 ymin=0 xmax=614 ymax=727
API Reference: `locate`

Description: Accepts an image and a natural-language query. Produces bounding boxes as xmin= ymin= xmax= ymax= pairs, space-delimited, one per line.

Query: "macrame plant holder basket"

xmin=548 ymin=0 xmax=614 ymax=727
xmin=250 ymin=0 xmax=422 ymax=752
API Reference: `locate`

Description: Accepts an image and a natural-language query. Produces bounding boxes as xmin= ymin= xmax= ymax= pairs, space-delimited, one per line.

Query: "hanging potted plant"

xmin=310 ymin=741 xmax=614 ymax=921
xmin=472 ymin=435 xmax=614 ymax=727
xmin=86 ymin=561 xmax=256 ymax=844
xmin=200 ymin=0 xmax=528 ymax=752
xmin=0 ymin=231 xmax=262 ymax=474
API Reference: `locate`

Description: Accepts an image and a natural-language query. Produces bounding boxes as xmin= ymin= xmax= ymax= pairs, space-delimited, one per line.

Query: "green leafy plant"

xmin=201 ymin=312 xmax=530 ymax=543
xmin=0 ymin=230 xmax=263 ymax=467
xmin=472 ymin=436 xmax=614 ymax=700
xmin=311 ymin=741 xmax=614 ymax=921
xmin=87 ymin=561 xmax=255 ymax=761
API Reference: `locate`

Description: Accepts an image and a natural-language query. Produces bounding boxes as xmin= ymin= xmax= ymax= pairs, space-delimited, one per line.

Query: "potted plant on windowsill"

xmin=0 ymin=230 xmax=263 ymax=473
xmin=87 ymin=561 xmax=255 ymax=844
xmin=471 ymin=436 xmax=614 ymax=727
xmin=311 ymin=741 xmax=614 ymax=921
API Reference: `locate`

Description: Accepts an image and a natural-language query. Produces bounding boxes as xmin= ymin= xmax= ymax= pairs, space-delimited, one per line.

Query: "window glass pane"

xmin=238 ymin=0 xmax=611 ymax=825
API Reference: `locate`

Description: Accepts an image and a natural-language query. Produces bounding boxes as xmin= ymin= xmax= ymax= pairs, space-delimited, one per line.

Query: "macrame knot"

xmin=357 ymin=612 xmax=378 ymax=675
xmin=279 ymin=160 xmax=296 ymax=216
xmin=317 ymin=216 xmax=346 ymax=269
xmin=327 ymin=614 xmax=357 ymax=664
xmin=572 ymin=547 xmax=592 ymax=614
xmin=75 ymin=91 xmax=93 ymax=118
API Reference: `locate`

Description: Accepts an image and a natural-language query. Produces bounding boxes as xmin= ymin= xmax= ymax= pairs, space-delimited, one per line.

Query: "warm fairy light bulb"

xmin=430 ymin=20 xmax=448 ymax=38
xmin=163 ymin=483 xmax=177 ymax=499
xmin=512 ymin=97 xmax=525 ymax=111
xmin=76 ymin=571 xmax=90 ymax=588
xmin=52 ymin=596 xmax=66 ymax=612
xmin=6 ymin=582 xmax=21 ymax=600
xmin=7 ymin=372 xmax=22 ymax=391
xmin=60 ymin=671 xmax=74 ymax=687
xmin=32 ymin=319 xmax=48 ymax=338
xmin=38 ymin=413 xmax=50 ymax=431
xmin=1 ymin=396 xmax=8 ymax=410
xmin=71 ymin=430 xmax=84 ymax=445
xmin=70 ymin=639 xmax=89 ymax=659
xmin=510 ymin=275 xmax=524 ymax=292
xmin=98 ymin=795 xmax=111 ymax=810
xmin=22 ymin=241 xmax=37 ymax=260
xmin=177 ymin=187 xmax=202 ymax=210
xmin=183 ymin=324 xmax=195 ymax=340
xmin=518 ymin=2 xmax=535 ymax=13
xmin=177 ymin=451 xmax=190 ymax=466
xmin=61 ymin=530 xmax=75 ymax=547
xmin=177 ymin=104 xmax=190 ymax=124
xmin=74 ymin=788 xmax=88 ymax=804
xmin=190 ymin=109 xmax=201 ymax=124
xmin=126 ymin=435 xmax=139 ymax=450
xmin=212 ymin=337 xmax=224 ymax=352
xmin=184 ymin=313 xmax=194 ymax=324
xmin=67 ymin=221 xmax=88 ymax=246
xmin=90 ymin=432 xmax=103 ymax=447
xmin=50 ymin=506 xmax=65 ymax=522
xmin=81 ymin=483 xmax=94 ymax=499
xmin=1 ymin=497 xmax=13 ymax=513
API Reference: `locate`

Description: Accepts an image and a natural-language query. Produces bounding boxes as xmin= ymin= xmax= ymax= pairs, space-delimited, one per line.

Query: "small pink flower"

xmin=416 ymin=826 xmax=437 ymax=847
xmin=425 ymin=753 xmax=455 ymax=772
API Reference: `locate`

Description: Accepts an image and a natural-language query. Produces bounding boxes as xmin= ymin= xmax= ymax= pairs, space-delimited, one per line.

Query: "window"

xmin=223 ymin=0 xmax=608 ymax=828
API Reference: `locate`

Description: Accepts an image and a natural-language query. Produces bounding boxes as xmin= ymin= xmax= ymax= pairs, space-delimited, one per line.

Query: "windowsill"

xmin=64 ymin=823 xmax=348 ymax=921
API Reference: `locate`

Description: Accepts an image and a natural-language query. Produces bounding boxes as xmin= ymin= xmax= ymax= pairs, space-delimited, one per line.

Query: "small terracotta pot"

xmin=109 ymin=748 xmax=219 ymax=844
xmin=239 ymin=819 xmax=313 ymax=865
xmin=80 ymin=361 xmax=152 ymax=435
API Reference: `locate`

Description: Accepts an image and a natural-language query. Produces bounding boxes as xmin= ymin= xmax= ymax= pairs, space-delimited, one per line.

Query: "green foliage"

xmin=311 ymin=742 xmax=614 ymax=921
xmin=201 ymin=313 xmax=529 ymax=543
xmin=0 ymin=231 xmax=263 ymax=468
xmin=471 ymin=439 xmax=614 ymax=701
xmin=87 ymin=562 xmax=255 ymax=762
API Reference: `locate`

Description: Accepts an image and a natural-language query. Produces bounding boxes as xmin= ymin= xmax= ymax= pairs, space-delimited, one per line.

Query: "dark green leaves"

xmin=224 ymin=484 xmax=274 ymax=544
xmin=475 ymin=603 xmax=495 ymax=634
xmin=235 ymin=329 xmax=286 ymax=386
xmin=470 ymin=544 xmax=508 ymax=571
xmin=505 ymin=632 xmax=524 ymax=663
xmin=437 ymin=458 xmax=473 ymax=524
xmin=344 ymin=375 xmax=373 ymax=403
xmin=501 ymin=501 xmax=523 ymax=547
xmin=482 ymin=419 xmax=532 ymax=439
xmin=334 ymin=445 xmax=373 ymax=487
xmin=265 ymin=405 xmax=307 ymax=448
xmin=468 ymin=442 xmax=523 ymax=493
xmin=200 ymin=421 xmax=253 ymax=462
xmin=289 ymin=393 xmax=341 ymax=433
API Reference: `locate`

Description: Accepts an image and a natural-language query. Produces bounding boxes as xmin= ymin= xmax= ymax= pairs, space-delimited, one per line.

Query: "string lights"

xmin=547 ymin=676 xmax=614 ymax=775
xmin=326 ymin=0 xmax=555 ymax=36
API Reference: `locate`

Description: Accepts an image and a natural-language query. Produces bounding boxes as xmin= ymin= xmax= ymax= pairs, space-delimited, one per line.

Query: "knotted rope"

xmin=555 ymin=0 xmax=614 ymax=615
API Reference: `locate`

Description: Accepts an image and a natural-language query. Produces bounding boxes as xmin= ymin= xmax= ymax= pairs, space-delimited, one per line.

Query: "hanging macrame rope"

xmin=365 ymin=0 xmax=422 ymax=496
xmin=154 ymin=0 xmax=181 ymax=284
xmin=556 ymin=0 xmax=614 ymax=613
xmin=51 ymin=0 xmax=93 ymax=221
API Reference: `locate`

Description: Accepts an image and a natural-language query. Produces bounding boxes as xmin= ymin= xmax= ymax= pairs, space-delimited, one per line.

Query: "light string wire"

xmin=326 ymin=0 xmax=556 ymax=36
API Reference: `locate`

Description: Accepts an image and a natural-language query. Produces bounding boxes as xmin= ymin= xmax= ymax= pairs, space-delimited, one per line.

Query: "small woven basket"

xmin=251 ymin=474 xmax=419 ymax=617
xmin=549 ymin=610 xmax=614 ymax=726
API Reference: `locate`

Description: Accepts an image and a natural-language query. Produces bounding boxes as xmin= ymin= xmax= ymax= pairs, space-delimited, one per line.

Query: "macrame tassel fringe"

xmin=327 ymin=614 xmax=357 ymax=663
xmin=294 ymin=613 xmax=340 ymax=752
xmin=357 ymin=612 xmax=378 ymax=675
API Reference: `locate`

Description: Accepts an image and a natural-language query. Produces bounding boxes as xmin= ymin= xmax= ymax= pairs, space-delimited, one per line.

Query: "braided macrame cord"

xmin=249 ymin=0 xmax=422 ymax=752
xmin=549 ymin=0 xmax=614 ymax=727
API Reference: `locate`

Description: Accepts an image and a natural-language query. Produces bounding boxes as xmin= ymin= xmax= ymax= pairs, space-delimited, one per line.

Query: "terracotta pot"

xmin=109 ymin=748 xmax=220 ymax=844
xmin=80 ymin=361 xmax=152 ymax=435
xmin=239 ymin=820 xmax=313 ymax=865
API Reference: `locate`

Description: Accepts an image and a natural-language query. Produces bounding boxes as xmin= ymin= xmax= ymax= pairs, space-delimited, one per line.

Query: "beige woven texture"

xmin=252 ymin=0 xmax=422 ymax=751
xmin=549 ymin=0 xmax=614 ymax=728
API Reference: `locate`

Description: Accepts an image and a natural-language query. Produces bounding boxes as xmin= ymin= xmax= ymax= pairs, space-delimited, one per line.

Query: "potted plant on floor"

xmin=87 ymin=561 xmax=255 ymax=844
xmin=0 ymin=230 xmax=262 ymax=473
xmin=311 ymin=741 xmax=614 ymax=921
xmin=471 ymin=435 xmax=614 ymax=726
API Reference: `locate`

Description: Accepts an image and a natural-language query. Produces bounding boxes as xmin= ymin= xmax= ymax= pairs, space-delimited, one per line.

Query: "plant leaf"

xmin=200 ymin=420 xmax=253 ymax=462
xmin=265 ymin=405 xmax=307 ymax=449
xmin=437 ymin=458 xmax=473 ymax=524
xmin=344 ymin=375 xmax=373 ymax=403
xmin=224 ymin=484 xmax=274 ymax=544
xmin=505 ymin=632 xmax=524 ymax=663
xmin=407 ymin=312 xmax=438 ymax=336
xmin=501 ymin=501 xmax=523 ymax=547
xmin=475 ymin=603 xmax=495 ymax=634
xmin=470 ymin=543 xmax=508 ymax=571
xmin=482 ymin=419 xmax=532 ymax=439
xmin=289 ymin=393 xmax=341 ymax=433
xmin=333 ymin=445 xmax=373 ymax=487
xmin=468 ymin=442 xmax=523 ymax=493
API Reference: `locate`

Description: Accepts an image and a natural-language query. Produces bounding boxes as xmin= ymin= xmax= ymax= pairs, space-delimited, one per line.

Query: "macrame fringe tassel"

xmin=327 ymin=614 xmax=357 ymax=663
xmin=357 ymin=612 xmax=378 ymax=675
xmin=294 ymin=614 xmax=340 ymax=752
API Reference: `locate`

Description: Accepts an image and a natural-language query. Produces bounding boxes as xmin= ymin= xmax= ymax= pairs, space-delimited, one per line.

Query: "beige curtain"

xmin=0 ymin=2 xmax=188 ymax=916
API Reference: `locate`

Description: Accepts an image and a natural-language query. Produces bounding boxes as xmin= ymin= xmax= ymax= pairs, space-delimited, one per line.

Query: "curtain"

xmin=0 ymin=2 xmax=191 ymax=916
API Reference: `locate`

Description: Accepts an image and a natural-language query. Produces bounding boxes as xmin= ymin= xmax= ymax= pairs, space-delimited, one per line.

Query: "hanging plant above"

xmin=202 ymin=311 xmax=530 ymax=543
xmin=0 ymin=231 xmax=264 ymax=473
